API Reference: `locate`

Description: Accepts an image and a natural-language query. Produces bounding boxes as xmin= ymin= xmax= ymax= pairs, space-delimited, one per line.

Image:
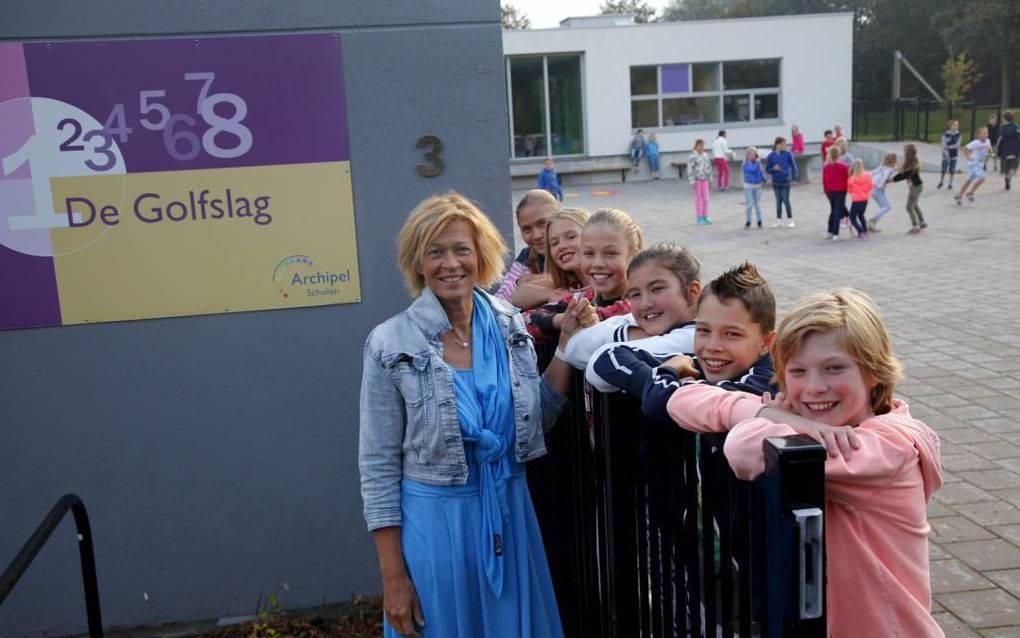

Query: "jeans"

xmin=826 ymin=191 xmax=847 ymax=235
xmin=940 ymin=152 xmax=957 ymax=182
xmin=773 ymin=184 xmax=792 ymax=218
xmin=693 ymin=180 xmax=710 ymax=218
xmin=713 ymin=157 xmax=730 ymax=189
xmin=647 ymin=155 xmax=660 ymax=172
xmin=744 ymin=185 xmax=763 ymax=224
xmin=870 ymin=188 xmax=891 ymax=222
xmin=906 ymin=184 xmax=925 ymax=227
xmin=849 ymin=200 xmax=868 ymax=235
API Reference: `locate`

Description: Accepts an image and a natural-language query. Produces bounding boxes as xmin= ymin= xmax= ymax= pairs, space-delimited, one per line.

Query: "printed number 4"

xmin=417 ymin=135 xmax=444 ymax=177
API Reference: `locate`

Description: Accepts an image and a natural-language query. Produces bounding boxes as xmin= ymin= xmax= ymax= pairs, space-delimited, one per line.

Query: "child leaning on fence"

xmin=588 ymin=262 xmax=778 ymax=426
xmin=666 ymin=289 xmax=943 ymax=638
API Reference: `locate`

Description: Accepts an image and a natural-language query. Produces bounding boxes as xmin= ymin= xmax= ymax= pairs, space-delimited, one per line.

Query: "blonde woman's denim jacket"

xmin=359 ymin=287 xmax=567 ymax=531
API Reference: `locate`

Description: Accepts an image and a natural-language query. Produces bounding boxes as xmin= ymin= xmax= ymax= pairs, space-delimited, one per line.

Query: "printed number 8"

xmin=200 ymin=93 xmax=252 ymax=159
xmin=416 ymin=135 xmax=444 ymax=177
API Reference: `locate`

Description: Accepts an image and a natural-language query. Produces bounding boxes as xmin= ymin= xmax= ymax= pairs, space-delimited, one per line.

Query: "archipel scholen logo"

xmin=273 ymin=255 xmax=353 ymax=299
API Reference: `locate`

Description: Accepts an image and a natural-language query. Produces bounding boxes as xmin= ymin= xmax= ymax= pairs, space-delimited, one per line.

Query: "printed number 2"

xmin=416 ymin=135 xmax=444 ymax=177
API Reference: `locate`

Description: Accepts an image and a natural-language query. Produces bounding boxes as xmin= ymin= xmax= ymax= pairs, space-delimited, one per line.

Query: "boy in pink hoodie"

xmin=667 ymin=289 xmax=943 ymax=637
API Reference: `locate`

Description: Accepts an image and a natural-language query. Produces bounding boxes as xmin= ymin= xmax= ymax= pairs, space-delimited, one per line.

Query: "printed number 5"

xmin=416 ymin=135 xmax=444 ymax=177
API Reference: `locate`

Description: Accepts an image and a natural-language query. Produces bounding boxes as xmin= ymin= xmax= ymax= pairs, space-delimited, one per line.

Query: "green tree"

xmin=501 ymin=4 xmax=530 ymax=30
xmin=600 ymin=0 xmax=658 ymax=23
xmin=659 ymin=0 xmax=730 ymax=21
xmin=937 ymin=0 xmax=1020 ymax=106
xmin=941 ymin=53 xmax=982 ymax=103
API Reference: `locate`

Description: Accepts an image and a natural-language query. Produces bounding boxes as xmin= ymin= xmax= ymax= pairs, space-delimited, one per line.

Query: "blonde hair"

xmin=827 ymin=146 xmax=841 ymax=162
xmin=850 ymin=158 xmax=865 ymax=176
xmin=834 ymin=138 xmax=848 ymax=151
xmin=396 ymin=192 xmax=507 ymax=296
xmin=745 ymin=146 xmax=759 ymax=161
xmin=882 ymin=152 xmax=897 ymax=167
xmin=585 ymin=208 xmax=644 ymax=259
xmin=545 ymin=208 xmax=590 ymax=290
xmin=772 ymin=289 xmax=902 ymax=416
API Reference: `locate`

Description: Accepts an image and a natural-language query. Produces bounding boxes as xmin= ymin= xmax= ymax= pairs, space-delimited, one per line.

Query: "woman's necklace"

xmin=449 ymin=324 xmax=471 ymax=349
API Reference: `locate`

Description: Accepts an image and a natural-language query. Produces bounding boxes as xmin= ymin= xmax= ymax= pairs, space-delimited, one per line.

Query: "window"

xmin=508 ymin=55 xmax=585 ymax=158
xmin=629 ymin=59 xmax=780 ymax=128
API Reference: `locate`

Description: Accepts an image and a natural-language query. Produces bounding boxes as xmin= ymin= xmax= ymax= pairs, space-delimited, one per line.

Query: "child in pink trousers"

xmin=688 ymin=138 xmax=713 ymax=225
xmin=667 ymin=289 xmax=944 ymax=638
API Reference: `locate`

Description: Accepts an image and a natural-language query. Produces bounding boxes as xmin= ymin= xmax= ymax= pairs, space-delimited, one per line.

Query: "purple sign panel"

xmin=661 ymin=64 xmax=691 ymax=94
xmin=22 ymin=34 xmax=350 ymax=173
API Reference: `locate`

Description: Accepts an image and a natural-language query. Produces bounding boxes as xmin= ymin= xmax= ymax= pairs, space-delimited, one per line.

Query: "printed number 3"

xmin=416 ymin=135 xmax=444 ymax=177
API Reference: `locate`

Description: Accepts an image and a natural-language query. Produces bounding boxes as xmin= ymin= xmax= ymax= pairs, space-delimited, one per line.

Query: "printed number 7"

xmin=416 ymin=135 xmax=444 ymax=177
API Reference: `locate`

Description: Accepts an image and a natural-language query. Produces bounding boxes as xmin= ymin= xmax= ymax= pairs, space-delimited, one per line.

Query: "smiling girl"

xmin=667 ymin=289 xmax=943 ymax=638
xmin=526 ymin=208 xmax=642 ymax=342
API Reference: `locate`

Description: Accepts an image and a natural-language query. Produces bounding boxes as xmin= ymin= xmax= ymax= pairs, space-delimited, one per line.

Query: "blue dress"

xmin=385 ymin=294 xmax=563 ymax=637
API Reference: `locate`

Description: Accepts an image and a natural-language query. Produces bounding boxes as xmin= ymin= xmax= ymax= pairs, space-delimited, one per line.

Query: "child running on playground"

xmin=999 ymin=111 xmax=1020 ymax=191
xmin=527 ymin=208 xmax=642 ymax=341
xmin=822 ymin=146 xmax=849 ymax=241
xmin=587 ymin=262 xmax=777 ymax=425
xmin=956 ymin=127 xmax=993 ymax=205
xmin=688 ymin=139 xmax=714 ymax=225
xmin=892 ymin=144 xmax=926 ymax=234
xmin=867 ymin=153 xmax=897 ymax=232
xmin=937 ymin=119 xmax=961 ymax=190
xmin=666 ymin=288 xmax=943 ymax=638
xmin=742 ymin=147 xmax=766 ymax=229
xmin=847 ymin=159 xmax=873 ymax=239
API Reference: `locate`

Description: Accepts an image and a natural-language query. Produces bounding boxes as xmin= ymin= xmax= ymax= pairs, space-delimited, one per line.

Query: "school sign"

xmin=0 ymin=33 xmax=361 ymax=330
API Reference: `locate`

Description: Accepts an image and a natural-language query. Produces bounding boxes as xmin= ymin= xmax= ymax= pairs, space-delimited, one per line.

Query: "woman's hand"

xmin=760 ymin=393 xmax=861 ymax=461
xmin=548 ymin=287 xmax=570 ymax=303
xmin=383 ymin=573 xmax=425 ymax=637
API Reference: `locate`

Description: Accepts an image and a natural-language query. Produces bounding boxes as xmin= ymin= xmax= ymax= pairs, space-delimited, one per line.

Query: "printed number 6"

xmin=416 ymin=135 xmax=444 ymax=177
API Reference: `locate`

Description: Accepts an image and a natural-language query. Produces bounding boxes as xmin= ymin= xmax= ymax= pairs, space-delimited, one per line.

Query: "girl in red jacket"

xmin=822 ymin=146 xmax=849 ymax=241
xmin=846 ymin=159 xmax=873 ymax=239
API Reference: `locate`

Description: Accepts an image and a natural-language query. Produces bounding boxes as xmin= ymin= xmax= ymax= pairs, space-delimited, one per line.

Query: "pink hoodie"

xmin=667 ymin=384 xmax=944 ymax=637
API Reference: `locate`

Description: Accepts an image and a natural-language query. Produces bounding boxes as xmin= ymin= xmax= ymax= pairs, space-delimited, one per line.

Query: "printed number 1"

xmin=416 ymin=135 xmax=444 ymax=177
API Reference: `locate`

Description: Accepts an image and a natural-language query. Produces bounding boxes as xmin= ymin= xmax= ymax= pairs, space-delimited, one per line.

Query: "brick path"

xmin=514 ymin=165 xmax=1020 ymax=637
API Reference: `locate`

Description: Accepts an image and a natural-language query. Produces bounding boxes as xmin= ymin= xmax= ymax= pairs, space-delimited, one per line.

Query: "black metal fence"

xmin=528 ymin=363 xmax=827 ymax=637
xmin=853 ymin=99 xmax=1006 ymax=144
xmin=0 ymin=494 xmax=104 ymax=637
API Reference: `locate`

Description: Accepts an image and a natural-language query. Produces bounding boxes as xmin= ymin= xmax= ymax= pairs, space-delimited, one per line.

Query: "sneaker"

xmin=757 ymin=221 xmax=763 ymax=229
xmin=841 ymin=218 xmax=850 ymax=227
xmin=744 ymin=221 xmax=751 ymax=229
xmin=967 ymin=193 xmax=975 ymax=202
xmin=954 ymin=194 xmax=962 ymax=205
xmin=703 ymin=217 xmax=712 ymax=224
xmin=907 ymin=227 xmax=921 ymax=235
xmin=697 ymin=217 xmax=708 ymax=225
xmin=867 ymin=220 xmax=878 ymax=232
xmin=919 ymin=222 xmax=928 ymax=229
xmin=771 ymin=220 xmax=782 ymax=228
xmin=857 ymin=233 xmax=868 ymax=240
xmin=830 ymin=235 xmax=840 ymax=242
xmin=786 ymin=220 xmax=795 ymax=228
xmin=937 ymin=182 xmax=943 ymax=189
xmin=1006 ymin=178 xmax=1012 ymax=191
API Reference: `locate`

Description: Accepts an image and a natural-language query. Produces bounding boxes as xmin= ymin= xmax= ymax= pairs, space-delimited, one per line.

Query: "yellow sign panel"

xmin=49 ymin=162 xmax=360 ymax=324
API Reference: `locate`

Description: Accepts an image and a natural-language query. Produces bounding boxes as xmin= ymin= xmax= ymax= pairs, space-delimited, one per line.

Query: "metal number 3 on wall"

xmin=416 ymin=135 xmax=444 ymax=177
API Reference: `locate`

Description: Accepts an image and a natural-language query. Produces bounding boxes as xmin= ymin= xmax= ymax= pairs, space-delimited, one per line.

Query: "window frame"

xmin=507 ymin=53 xmax=587 ymax=160
xmin=629 ymin=59 xmax=782 ymax=131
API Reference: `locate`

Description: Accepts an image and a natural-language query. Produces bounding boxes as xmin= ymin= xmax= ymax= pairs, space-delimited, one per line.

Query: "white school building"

xmin=503 ymin=12 xmax=853 ymax=185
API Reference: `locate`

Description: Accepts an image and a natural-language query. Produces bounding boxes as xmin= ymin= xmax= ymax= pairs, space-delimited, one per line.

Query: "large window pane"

xmin=723 ymin=94 xmax=751 ymax=122
xmin=663 ymin=97 xmax=719 ymax=126
xmin=630 ymin=66 xmax=657 ymax=96
xmin=691 ymin=63 xmax=719 ymax=92
xmin=755 ymin=93 xmax=779 ymax=120
xmin=631 ymin=99 xmax=659 ymax=128
xmin=548 ymin=55 xmax=584 ymax=155
xmin=510 ymin=57 xmax=546 ymax=157
xmin=661 ymin=64 xmax=690 ymax=94
xmin=723 ymin=59 xmax=780 ymax=90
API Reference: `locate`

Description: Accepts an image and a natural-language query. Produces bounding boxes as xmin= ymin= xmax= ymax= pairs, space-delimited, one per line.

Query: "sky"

xmin=508 ymin=0 xmax=673 ymax=29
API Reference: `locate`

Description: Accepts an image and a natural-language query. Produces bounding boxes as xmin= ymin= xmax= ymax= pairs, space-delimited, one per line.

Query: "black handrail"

xmin=0 ymin=493 xmax=103 ymax=637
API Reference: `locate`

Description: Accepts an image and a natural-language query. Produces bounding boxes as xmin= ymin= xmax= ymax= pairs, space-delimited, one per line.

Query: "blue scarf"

xmin=451 ymin=291 xmax=515 ymax=597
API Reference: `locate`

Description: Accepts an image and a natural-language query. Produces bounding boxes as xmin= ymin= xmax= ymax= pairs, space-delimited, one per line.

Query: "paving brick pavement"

xmin=514 ymin=168 xmax=1020 ymax=637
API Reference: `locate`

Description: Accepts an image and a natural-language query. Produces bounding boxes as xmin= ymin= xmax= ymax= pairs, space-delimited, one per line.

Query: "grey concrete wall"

xmin=0 ymin=1 xmax=511 ymax=634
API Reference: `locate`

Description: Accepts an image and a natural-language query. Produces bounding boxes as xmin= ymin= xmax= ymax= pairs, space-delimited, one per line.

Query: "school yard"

xmin=515 ymin=164 xmax=1020 ymax=637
